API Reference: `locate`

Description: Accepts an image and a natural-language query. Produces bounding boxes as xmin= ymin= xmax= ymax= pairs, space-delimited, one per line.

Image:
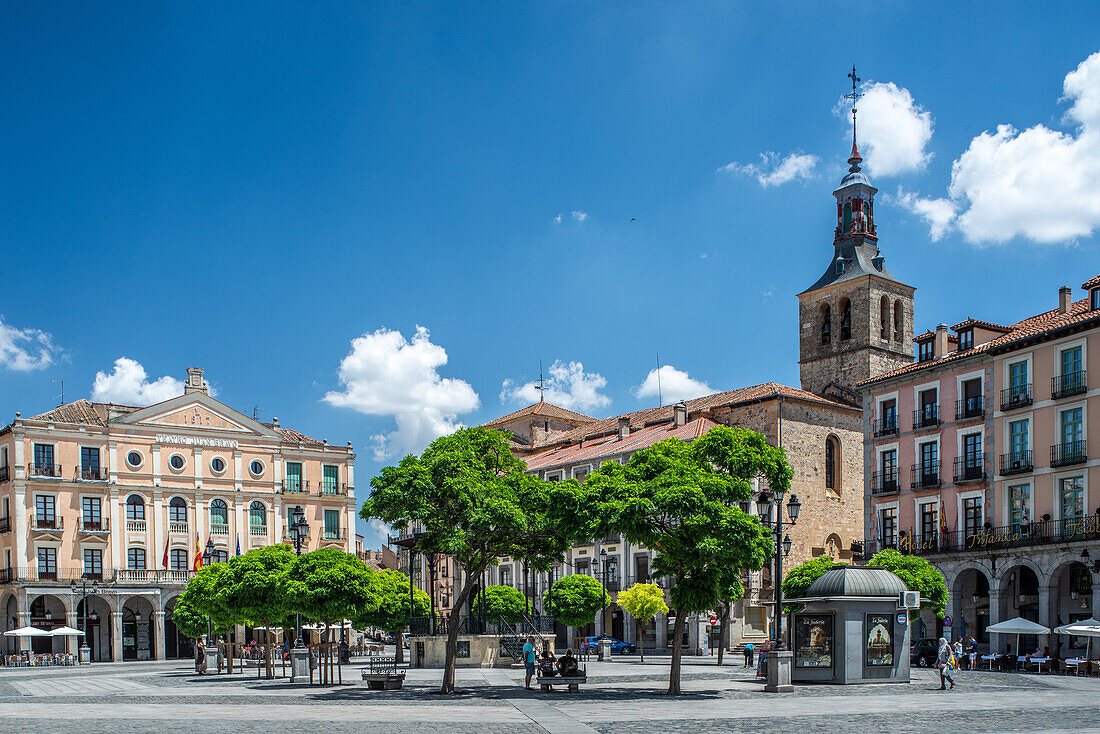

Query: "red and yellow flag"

xmin=193 ymin=532 xmax=203 ymax=571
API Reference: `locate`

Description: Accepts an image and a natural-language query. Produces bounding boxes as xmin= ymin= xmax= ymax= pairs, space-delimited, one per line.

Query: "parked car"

xmin=580 ymin=635 xmax=636 ymax=655
xmin=910 ymin=638 xmax=939 ymax=667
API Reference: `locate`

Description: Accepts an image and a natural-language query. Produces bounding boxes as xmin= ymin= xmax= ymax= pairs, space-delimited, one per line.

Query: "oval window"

xmin=126 ymin=451 xmax=143 ymax=468
xmin=169 ymin=454 xmax=185 ymax=471
xmin=211 ymin=457 xmax=225 ymax=473
xmin=250 ymin=460 xmax=264 ymax=477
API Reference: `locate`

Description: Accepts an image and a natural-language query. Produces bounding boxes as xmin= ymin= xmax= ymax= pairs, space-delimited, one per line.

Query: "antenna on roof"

xmin=656 ymin=353 xmax=663 ymax=407
xmin=252 ymin=406 xmax=267 ymax=420
xmin=50 ymin=379 xmax=64 ymax=407
xmin=535 ymin=360 xmax=545 ymax=403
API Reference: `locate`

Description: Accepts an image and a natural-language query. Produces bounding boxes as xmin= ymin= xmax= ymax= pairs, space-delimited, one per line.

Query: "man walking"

xmin=523 ymin=636 xmax=537 ymax=690
xmin=936 ymin=637 xmax=956 ymax=690
xmin=743 ymin=642 xmax=754 ymax=667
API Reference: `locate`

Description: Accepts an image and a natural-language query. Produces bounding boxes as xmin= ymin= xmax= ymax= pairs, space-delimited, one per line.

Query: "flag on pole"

xmin=162 ymin=538 xmax=169 ymax=569
xmin=235 ymin=537 xmax=241 ymax=557
xmin=193 ymin=532 xmax=203 ymax=571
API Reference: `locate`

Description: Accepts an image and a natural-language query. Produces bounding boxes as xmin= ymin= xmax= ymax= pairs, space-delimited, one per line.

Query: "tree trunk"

xmin=717 ymin=605 xmax=730 ymax=667
xmin=441 ymin=570 xmax=478 ymax=694
xmin=637 ymin=621 xmax=644 ymax=663
xmin=668 ymin=608 xmax=686 ymax=695
xmin=395 ymin=631 xmax=405 ymax=665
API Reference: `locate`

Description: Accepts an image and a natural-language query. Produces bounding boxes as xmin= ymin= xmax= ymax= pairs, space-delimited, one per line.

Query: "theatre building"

xmin=0 ymin=368 xmax=356 ymax=661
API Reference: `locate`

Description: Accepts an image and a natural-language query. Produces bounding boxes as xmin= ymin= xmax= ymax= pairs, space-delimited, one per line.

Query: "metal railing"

xmin=955 ymin=397 xmax=984 ymax=421
xmin=27 ymin=463 xmax=62 ymax=479
xmin=913 ymin=405 xmax=941 ymax=430
xmin=873 ymin=418 xmax=899 ymax=438
xmin=1000 ymin=385 xmax=1033 ymax=411
xmin=320 ymin=482 xmax=349 ymax=496
xmin=871 ymin=470 xmax=900 ymax=495
xmin=79 ymin=518 xmax=109 ymax=533
xmin=1052 ymin=370 xmax=1087 ymax=400
xmin=249 ymin=524 xmax=268 ymax=536
xmin=953 ymin=455 xmax=987 ymax=483
xmin=126 ymin=519 xmax=146 ymax=533
xmin=1051 ymin=441 xmax=1087 ymax=467
xmin=75 ymin=467 xmax=108 ymax=481
xmin=999 ymin=451 xmax=1033 ymax=476
xmin=31 ymin=516 xmax=63 ymax=532
xmin=910 ymin=462 xmax=941 ymax=489
xmin=322 ymin=529 xmax=347 ymax=542
xmin=169 ymin=521 xmax=189 ymax=535
xmin=281 ymin=479 xmax=309 ymax=494
xmin=115 ymin=569 xmax=194 ymax=584
xmin=897 ymin=516 xmax=1100 ymax=555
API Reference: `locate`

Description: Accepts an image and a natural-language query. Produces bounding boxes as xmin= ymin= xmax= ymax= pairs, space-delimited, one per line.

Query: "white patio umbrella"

xmin=986 ymin=616 xmax=1050 ymax=656
xmin=3 ymin=626 xmax=50 ymax=637
xmin=1054 ymin=619 xmax=1100 ymax=658
xmin=47 ymin=626 xmax=85 ymax=637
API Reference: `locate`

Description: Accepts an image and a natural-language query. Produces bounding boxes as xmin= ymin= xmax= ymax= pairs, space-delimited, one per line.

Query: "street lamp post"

xmin=596 ymin=548 xmax=608 ymax=635
xmin=202 ymin=540 xmax=215 ymax=642
xmin=756 ymin=491 xmax=799 ymax=693
xmin=289 ymin=505 xmax=309 ymax=648
xmin=69 ymin=577 xmax=98 ymax=664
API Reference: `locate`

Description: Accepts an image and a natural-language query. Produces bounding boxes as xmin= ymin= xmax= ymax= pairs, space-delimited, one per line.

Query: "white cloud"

xmin=500 ymin=360 xmax=610 ymax=412
xmin=0 ymin=317 xmax=58 ymax=371
xmin=571 ymin=210 xmax=588 ymax=222
xmin=719 ymin=152 xmax=818 ymax=187
xmin=323 ymin=326 xmax=479 ymax=460
xmin=894 ymin=187 xmax=957 ymax=241
xmin=846 ymin=82 xmax=934 ymax=176
xmin=553 ymin=213 xmax=563 ymax=224
xmin=634 ymin=365 xmax=712 ymax=405
xmin=91 ymin=358 xmax=185 ymax=405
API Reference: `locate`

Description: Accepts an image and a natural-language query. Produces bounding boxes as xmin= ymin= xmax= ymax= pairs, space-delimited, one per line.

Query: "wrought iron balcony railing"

xmin=910 ymin=462 xmax=941 ymax=489
xmin=953 ymin=455 xmax=988 ymax=484
xmin=999 ymin=451 xmax=1034 ymax=476
xmin=1051 ymin=440 xmax=1087 ymax=468
xmin=955 ymin=397 xmax=985 ymax=421
xmin=873 ymin=418 xmax=899 ymax=438
xmin=871 ymin=470 xmax=900 ymax=495
xmin=27 ymin=463 xmax=62 ymax=479
xmin=1000 ymin=385 xmax=1033 ymax=411
xmin=912 ymin=405 xmax=941 ymax=430
xmin=76 ymin=467 xmax=108 ymax=481
xmin=1052 ymin=370 xmax=1087 ymax=400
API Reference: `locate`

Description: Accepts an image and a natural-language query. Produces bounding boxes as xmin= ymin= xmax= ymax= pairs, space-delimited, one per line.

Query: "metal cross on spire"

xmin=535 ymin=359 xmax=545 ymax=402
xmin=845 ymin=64 xmax=863 ymax=152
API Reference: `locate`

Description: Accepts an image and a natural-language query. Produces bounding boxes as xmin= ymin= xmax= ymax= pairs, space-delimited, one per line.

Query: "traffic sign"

xmin=943 ymin=615 xmax=953 ymax=627
xmin=896 ymin=611 xmax=908 ymax=625
xmin=709 ymin=615 xmax=718 ymax=625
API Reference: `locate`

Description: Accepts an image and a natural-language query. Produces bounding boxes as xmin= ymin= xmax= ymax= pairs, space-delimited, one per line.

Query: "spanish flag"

xmin=193 ymin=532 xmax=203 ymax=571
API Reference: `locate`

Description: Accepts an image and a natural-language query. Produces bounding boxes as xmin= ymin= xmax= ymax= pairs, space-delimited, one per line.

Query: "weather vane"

xmin=535 ymin=360 xmax=545 ymax=402
xmin=845 ymin=64 xmax=862 ymax=149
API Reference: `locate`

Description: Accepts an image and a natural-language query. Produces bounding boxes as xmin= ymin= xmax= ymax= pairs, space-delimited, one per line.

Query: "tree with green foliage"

xmin=183 ymin=562 xmax=238 ymax=636
xmin=714 ymin=570 xmax=744 ymax=666
xmin=219 ymin=544 xmax=296 ymax=678
xmin=584 ymin=426 xmax=782 ymax=694
xmin=868 ymin=549 xmax=948 ymax=618
xmin=355 ymin=568 xmax=431 ymax=665
xmin=543 ymin=574 xmax=606 ymax=629
xmin=363 ymin=427 xmax=592 ymax=693
xmin=781 ymin=556 xmax=848 ymax=610
xmin=616 ymin=582 xmax=668 ymax=662
xmin=283 ymin=547 xmax=377 ymax=684
xmin=472 ymin=585 xmax=527 ymax=624
xmin=168 ymin=591 xmax=211 ymax=642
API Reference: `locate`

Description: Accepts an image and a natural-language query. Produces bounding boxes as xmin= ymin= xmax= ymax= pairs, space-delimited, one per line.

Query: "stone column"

xmin=66 ymin=609 xmax=80 ymax=655
xmin=656 ymin=613 xmax=668 ymax=650
xmin=17 ymin=611 xmax=30 ymax=652
xmin=108 ymin=489 xmax=121 ymax=571
xmin=154 ymin=610 xmax=165 ymax=661
xmin=112 ymin=610 xmax=123 ymax=662
xmin=151 ymin=491 xmax=162 ymax=571
xmin=1037 ymin=584 xmax=1051 ymax=631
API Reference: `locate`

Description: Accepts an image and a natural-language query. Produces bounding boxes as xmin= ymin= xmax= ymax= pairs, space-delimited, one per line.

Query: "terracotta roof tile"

xmin=29 ymin=400 xmax=106 ymax=426
xmin=483 ymin=401 xmax=597 ymax=428
xmin=277 ymin=428 xmax=325 ymax=446
xmin=524 ymin=417 xmax=723 ymax=472
xmin=951 ymin=318 xmax=1011 ymax=333
xmin=1083 ymin=274 xmax=1100 ymax=289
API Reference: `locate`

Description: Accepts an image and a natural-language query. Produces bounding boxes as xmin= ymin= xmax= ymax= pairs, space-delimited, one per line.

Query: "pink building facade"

xmin=862 ymin=276 xmax=1100 ymax=654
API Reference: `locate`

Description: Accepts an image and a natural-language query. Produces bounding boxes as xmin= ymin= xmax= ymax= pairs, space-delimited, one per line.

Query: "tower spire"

xmin=845 ymin=65 xmax=863 ymax=172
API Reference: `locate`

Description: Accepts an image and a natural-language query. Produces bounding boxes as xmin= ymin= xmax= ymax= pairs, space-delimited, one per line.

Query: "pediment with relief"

xmin=116 ymin=393 xmax=283 ymax=440
xmin=143 ymin=404 xmax=250 ymax=432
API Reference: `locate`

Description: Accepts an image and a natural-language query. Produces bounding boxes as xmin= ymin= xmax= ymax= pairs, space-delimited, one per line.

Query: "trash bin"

xmin=598 ymin=639 xmax=612 ymax=661
xmin=290 ymin=646 xmax=310 ymax=682
xmin=339 ymin=641 xmax=350 ymax=664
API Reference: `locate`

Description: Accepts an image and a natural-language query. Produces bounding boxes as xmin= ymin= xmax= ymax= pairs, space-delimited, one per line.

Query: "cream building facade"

xmin=0 ymin=368 xmax=356 ymax=662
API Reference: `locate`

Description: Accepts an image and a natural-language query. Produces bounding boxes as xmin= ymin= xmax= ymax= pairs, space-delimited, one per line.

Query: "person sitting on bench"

xmin=540 ymin=650 xmax=558 ymax=677
xmin=557 ymin=649 xmax=579 ymax=677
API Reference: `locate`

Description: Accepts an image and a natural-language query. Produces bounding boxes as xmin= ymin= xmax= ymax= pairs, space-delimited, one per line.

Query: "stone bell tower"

xmin=797 ymin=71 xmax=915 ymax=406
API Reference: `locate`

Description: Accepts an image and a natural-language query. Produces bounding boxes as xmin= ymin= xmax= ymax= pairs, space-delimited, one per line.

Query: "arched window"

xmin=839 ymin=298 xmax=852 ymax=340
xmin=825 ymin=435 xmax=841 ymax=494
xmin=880 ymin=297 xmax=890 ymax=340
xmin=893 ymin=300 xmax=903 ymax=342
xmin=210 ymin=499 xmax=228 ymax=527
xmin=249 ymin=501 xmax=266 ymax=528
xmin=843 ymin=202 xmax=852 ymax=232
xmin=126 ymin=494 xmax=145 ymax=522
xmin=820 ymin=304 xmax=832 ymax=345
xmin=169 ymin=497 xmax=187 ymax=523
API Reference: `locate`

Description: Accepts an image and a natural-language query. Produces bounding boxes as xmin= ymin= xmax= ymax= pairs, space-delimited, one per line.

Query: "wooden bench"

xmin=537 ymin=666 xmax=587 ymax=693
xmin=360 ymin=655 xmax=406 ymax=690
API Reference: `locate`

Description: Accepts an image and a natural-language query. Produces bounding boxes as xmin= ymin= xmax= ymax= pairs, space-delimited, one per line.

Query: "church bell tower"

xmin=797 ymin=68 xmax=915 ymax=406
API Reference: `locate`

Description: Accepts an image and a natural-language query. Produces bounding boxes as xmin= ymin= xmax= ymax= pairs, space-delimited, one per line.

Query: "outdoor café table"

xmin=981 ymin=654 xmax=1001 ymax=670
xmin=1029 ymin=656 xmax=1051 ymax=673
xmin=1066 ymin=657 xmax=1086 ymax=674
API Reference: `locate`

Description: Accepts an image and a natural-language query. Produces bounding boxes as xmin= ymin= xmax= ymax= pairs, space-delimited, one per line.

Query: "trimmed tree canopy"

xmin=283 ymin=547 xmax=377 ymax=624
xmin=472 ymin=584 xmax=527 ymax=624
xmin=868 ymin=549 xmax=948 ymax=618
xmin=169 ymin=592 xmax=210 ymax=640
xmin=543 ymin=574 xmax=606 ymax=628
xmin=357 ymin=568 xmax=432 ymax=634
xmin=781 ymin=556 xmax=848 ymax=604
xmin=183 ymin=562 xmax=237 ymax=631
xmin=616 ymin=582 xmax=669 ymax=622
xmin=220 ymin=544 xmax=296 ymax=627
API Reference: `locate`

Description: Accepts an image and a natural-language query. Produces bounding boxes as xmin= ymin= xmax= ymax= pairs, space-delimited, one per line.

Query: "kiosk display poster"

xmin=865 ymin=613 xmax=893 ymax=667
xmin=794 ymin=614 xmax=833 ymax=668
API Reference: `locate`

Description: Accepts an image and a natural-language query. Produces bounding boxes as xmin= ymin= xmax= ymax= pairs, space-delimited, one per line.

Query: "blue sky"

xmin=1 ymin=2 xmax=1099 ymax=549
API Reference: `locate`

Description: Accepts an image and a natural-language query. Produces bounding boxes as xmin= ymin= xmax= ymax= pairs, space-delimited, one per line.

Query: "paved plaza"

xmin=0 ymin=655 xmax=1098 ymax=733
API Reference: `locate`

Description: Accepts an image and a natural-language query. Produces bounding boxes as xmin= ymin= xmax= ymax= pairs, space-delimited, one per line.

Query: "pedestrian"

xmin=937 ymin=637 xmax=956 ymax=690
xmin=966 ymin=636 xmax=978 ymax=670
xmin=743 ymin=642 xmax=754 ymax=667
xmin=954 ymin=638 xmax=964 ymax=669
xmin=523 ymin=635 xmax=537 ymax=690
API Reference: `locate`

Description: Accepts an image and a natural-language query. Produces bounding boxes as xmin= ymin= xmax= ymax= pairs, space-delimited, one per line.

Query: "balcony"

xmin=169 ymin=521 xmax=189 ymax=535
xmin=896 ymin=531 xmax=943 ymax=556
xmin=0 ymin=517 xmax=9 ymax=534
xmin=320 ymin=482 xmax=349 ymax=496
xmin=27 ymin=463 xmax=62 ymax=479
xmin=955 ymin=396 xmax=985 ymax=421
xmin=910 ymin=462 xmax=941 ymax=490
xmin=210 ymin=522 xmax=230 ymax=536
xmin=902 ymin=517 xmax=1100 ymax=555
xmin=871 ymin=470 xmax=900 ymax=495
xmin=321 ymin=529 xmax=347 ymax=545
xmin=126 ymin=519 xmax=146 ymax=533
xmin=75 ymin=467 xmax=108 ymax=482
xmin=1000 ymin=385 xmax=1033 ymax=411
xmin=953 ymin=455 xmax=987 ymax=484
xmin=78 ymin=518 xmax=110 ymax=534
xmin=115 ymin=569 xmax=194 ymax=584
xmin=31 ymin=516 xmax=63 ymax=533
xmin=0 ymin=466 xmax=8 ymax=483
xmin=281 ymin=480 xmax=309 ymax=494
xmin=912 ymin=405 xmax=941 ymax=430
xmin=1052 ymin=370 xmax=1087 ymax=400
xmin=1051 ymin=440 xmax=1087 ymax=468
xmin=999 ymin=451 xmax=1034 ymax=476
xmin=249 ymin=524 xmax=268 ymax=537
xmin=873 ymin=417 xmax=899 ymax=438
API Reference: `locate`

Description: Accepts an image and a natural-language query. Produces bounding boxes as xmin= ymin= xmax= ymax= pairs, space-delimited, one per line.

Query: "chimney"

xmin=1059 ymin=285 xmax=1072 ymax=314
xmin=184 ymin=367 xmax=208 ymax=395
xmin=933 ymin=323 xmax=950 ymax=359
xmin=673 ymin=402 xmax=687 ymax=427
xmin=617 ymin=417 xmax=630 ymax=440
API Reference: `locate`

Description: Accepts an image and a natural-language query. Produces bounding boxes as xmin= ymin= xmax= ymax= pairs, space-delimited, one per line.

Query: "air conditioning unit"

xmin=1011 ymin=460 xmax=1021 ymax=470
xmin=899 ymin=591 xmax=920 ymax=609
